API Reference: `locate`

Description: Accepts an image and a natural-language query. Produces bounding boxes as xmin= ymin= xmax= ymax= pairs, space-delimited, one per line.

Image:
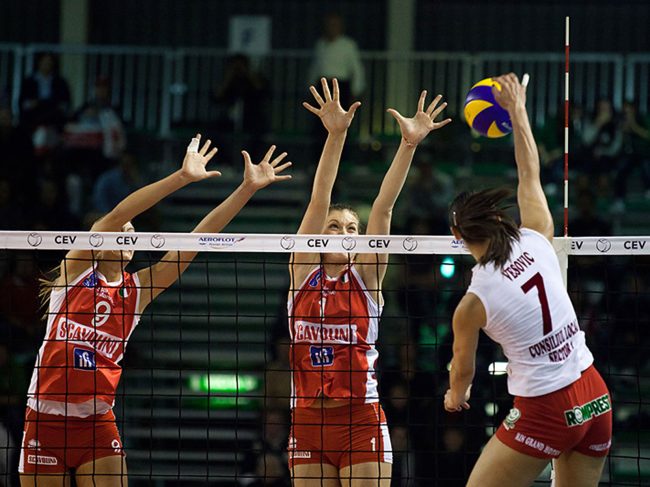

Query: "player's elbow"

xmin=517 ymin=166 xmax=541 ymax=181
xmin=91 ymin=209 xmax=126 ymax=232
xmin=370 ymin=200 xmax=393 ymax=218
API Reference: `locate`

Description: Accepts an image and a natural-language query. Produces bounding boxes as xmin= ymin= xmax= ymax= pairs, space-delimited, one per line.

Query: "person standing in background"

xmin=308 ymin=13 xmax=365 ymax=110
xmin=19 ymin=53 xmax=71 ymax=153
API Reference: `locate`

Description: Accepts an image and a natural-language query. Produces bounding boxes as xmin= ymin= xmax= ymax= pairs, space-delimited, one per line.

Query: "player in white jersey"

xmin=444 ymin=74 xmax=611 ymax=487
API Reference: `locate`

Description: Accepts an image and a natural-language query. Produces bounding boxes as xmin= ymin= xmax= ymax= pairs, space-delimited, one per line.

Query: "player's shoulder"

xmin=520 ymin=227 xmax=554 ymax=248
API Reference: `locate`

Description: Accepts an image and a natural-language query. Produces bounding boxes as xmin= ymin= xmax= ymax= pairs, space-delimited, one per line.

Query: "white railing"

xmin=0 ymin=43 xmax=646 ymax=137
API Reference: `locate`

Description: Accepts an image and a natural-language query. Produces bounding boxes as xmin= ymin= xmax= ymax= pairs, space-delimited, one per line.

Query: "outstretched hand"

xmin=492 ymin=73 xmax=527 ymax=113
xmin=181 ymin=134 xmax=221 ymax=182
xmin=303 ymin=78 xmax=361 ymax=135
xmin=242 ymin=145 xmax=292 ymax=191
xmin=387 ymin=91 xmax=451 ymax=147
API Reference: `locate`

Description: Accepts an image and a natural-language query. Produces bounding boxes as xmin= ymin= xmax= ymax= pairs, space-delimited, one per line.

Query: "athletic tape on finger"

xmin=187 ymin=138 xmax=200 ymax=153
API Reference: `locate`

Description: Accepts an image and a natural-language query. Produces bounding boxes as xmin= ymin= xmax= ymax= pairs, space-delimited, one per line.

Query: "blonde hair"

xmin=38 ymin=265 xmax=60 ymax=318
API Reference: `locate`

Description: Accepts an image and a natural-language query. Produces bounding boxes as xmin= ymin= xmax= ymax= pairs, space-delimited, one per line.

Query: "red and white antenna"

xmin=564 ymin=16 xmax=570 ymax=237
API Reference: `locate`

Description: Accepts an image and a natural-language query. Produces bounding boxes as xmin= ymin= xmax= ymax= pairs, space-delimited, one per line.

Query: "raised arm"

xmin=58 ymin=135 xmax=219 ymax=285
xmin=290 ymin=78 xmax=360 ymax=280
xmin=357 ymin=91 xmax=450 ymax=286
xmin=493 ymin=74 xmax=554 ymax=240
xmin=137 ymin=146 xmax=291 ymax=312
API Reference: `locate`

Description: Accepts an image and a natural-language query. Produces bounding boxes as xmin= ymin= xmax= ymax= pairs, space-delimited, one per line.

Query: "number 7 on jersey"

xmin=521 ymin=272 xmax=553 ymax=335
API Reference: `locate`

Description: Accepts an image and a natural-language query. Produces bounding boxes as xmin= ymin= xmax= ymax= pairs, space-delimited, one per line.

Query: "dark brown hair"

xmin=449 ymin=188 xmax=520 ymax=269
xmin=328 ymin=203 xmax=364 ymax=232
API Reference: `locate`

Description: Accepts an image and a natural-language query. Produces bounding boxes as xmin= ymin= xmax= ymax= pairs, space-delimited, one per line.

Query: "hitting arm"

xmin=493 ymin=74 xmax=554 ymax=240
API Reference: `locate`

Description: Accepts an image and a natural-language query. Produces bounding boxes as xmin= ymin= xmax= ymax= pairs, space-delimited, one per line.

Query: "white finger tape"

xmin=187 ymin=138 xmax=200 ymax=153
xmin=522 ymin=73 xmax=530 ymax=88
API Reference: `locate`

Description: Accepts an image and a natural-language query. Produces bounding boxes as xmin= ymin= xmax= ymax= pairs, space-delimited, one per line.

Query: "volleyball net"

xmin=0 ymin=231 xmax=648 ymax=486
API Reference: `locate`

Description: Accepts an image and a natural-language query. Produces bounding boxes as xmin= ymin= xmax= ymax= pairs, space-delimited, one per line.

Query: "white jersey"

xmin=467 ymin=228 xmax=593 ymax=397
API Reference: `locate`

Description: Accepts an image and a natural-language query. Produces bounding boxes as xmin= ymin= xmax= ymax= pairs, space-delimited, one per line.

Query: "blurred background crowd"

xmin=1 ymin=1 xmax=649 ymax=485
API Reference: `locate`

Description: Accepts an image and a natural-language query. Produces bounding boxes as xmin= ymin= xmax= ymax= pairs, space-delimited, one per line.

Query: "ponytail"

xmin=449 ymin=188 xmax=520 ymax=269
xmin=38 ymin=266 xmax=60 ymax=319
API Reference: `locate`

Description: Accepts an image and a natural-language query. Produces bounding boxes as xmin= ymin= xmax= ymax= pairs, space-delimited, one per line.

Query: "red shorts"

xmin=496 ymin=365 xmax=612 ymax=459
xmin=289 ymin=403 xmax=392 ymax=469
xmin=19 ymin=407 xmax=125 ymax=474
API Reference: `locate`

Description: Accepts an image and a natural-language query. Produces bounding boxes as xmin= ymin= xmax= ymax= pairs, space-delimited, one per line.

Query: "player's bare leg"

xmin=553 ymin=449 xmax=606 ymax=487
xmin=339 ymin=461 xmax=391 ymax=487
xmin=467 ymin=435 xmax=549 ymax=487
xmin=75 ymin=455 xmax=127 ymax=487
xmin=20 ymin=473 xmax=71 ymax=487
xmin=292 ymin=463 xmax=340 ymax=487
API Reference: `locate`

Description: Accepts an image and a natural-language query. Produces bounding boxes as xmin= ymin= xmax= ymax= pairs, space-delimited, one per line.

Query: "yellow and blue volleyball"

xmin=463 ymin=77 xmax=512 ymax=138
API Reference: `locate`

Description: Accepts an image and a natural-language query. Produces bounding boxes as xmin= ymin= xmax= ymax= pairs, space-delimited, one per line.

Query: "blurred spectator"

xmin=263 ymin=339 xmax=291 ymax=411
xmin=19 ymin=53 xmax=71 ymax=153
xmin=0 ymin=419 xmax=14 ymax=486
xmin=537 ymin=102 xmax=586 ymax=192
xmin=567 ymin=189 xmax=612 ymax=342
xmin=308 ymin=12 xmax=365 ymax=109
xmin=582 ymin=99 xmax=622 ymax=188
xmin=213 ymin=54 xmax=269 ymax=159
xmin=404 ymin=158 xmax=454 ymax=231
xmin=0 ymin=341 xmax=28 ymax=486
xmin=92 ymin=152 xmax=140 ymax=214
xmin=240 ymin=409 xmax=290 ymax=487
xmin=435 ymin=425 xmax=479 ymax=487
xmin=569 ymin=189 xmax=612 ymax=237
xmin=248 ymin=452 xmax=289 ymax=487
xmin=382 ymin=342 xmax=441 ymax=484
xmin=0 ymin=252 xmax=42 ymax=351
xmin=611 ymin=272 xmax=650 ymax=368
xmin=613 ymin=100 xmax=650 ymax=210
xmin=27 ymin=179 xmax=79 ymax=232
xmin=61 ymin=75 xmax=128 ymax=217
xmin=65 ymin=75 xmax=127 ymax=163
xmin=0 ymin=105 xmax=35 ymax=192
xmin=383 ymin=380 xmax=414 ymax=486
xmin=0 ymin=178 xmax=26 ymax=231
xmin=396 ymin=217 xmax=460 ymax=348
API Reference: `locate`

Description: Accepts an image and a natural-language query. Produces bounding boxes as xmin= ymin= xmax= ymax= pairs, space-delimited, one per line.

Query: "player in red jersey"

xmin=20 ymin=136 xmax=291 ymax=486
xmin=288 ymin=78 xmax=450 ymax=486
xmin=444 ymin=74 xmax=611 ymax=487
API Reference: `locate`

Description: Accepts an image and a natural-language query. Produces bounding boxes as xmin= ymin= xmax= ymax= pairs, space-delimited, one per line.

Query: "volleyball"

xmin=463 ymin=77 xmax=513 ymax=138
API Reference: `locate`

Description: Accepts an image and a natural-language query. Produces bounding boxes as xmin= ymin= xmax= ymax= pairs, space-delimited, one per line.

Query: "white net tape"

xmin=1 ymin=231 xmax=648 ymax=256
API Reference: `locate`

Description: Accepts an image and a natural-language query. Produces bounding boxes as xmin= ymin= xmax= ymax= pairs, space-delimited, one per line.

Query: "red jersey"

xmin=27 ymin=266 xmax=141 ymax=417
xmin=288 ymin=265 xmax=381 ymax=408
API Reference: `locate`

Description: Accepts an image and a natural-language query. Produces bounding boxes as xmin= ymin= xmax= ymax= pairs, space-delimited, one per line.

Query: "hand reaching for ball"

xmin=492 ymin=73 xmax=527 ymax=113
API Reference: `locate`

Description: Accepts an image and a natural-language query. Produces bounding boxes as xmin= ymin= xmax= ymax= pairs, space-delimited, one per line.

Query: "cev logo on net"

xmin=150 ymin=234 xmax=165 ymax=248
xmin=89 ymin=233 xmax=105 ymax=248
xmin=27 ymin=233 xmax=42 ymax=247
xmin=280 ymin=236 xmax=296 ymax=250
xmin=342 ymin=236 xmax=357 ymax=251
xmin=402 ymin=237 xmax=418 ymax=251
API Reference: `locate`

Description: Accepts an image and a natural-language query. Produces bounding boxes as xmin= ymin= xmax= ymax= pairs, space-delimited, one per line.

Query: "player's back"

xmin=467 ymin=228 xmax=593 ymax=397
